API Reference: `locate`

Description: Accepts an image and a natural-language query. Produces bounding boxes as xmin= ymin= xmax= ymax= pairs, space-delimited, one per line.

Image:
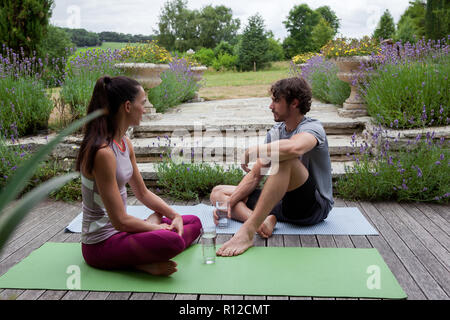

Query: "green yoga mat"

xmin=0 ymin=242 xmax=406 ymax=299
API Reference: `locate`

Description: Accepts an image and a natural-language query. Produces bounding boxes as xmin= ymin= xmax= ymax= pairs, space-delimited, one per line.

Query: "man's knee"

xmin=210 ymin=185 xmax=225 ymax=201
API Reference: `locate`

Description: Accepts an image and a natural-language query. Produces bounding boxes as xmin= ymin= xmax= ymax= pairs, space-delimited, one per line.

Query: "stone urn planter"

xmin=115 ymin=63 xmax=170 ymax=121
xmin=333 ymin=56 xmax=371 ymax=118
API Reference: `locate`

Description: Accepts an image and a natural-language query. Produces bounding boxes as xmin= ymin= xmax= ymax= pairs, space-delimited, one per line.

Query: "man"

xmin=210 ymin=77 xmax=334 ymax=257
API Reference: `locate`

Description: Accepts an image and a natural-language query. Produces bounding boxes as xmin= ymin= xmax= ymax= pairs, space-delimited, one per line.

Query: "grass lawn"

xmin=74 ymin=42 xmax=140 ymax=55
xmin=199 ymin=61 xmax=292 ymax=100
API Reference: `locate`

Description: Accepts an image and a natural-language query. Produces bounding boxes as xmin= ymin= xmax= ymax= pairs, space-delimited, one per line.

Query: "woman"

xmin=76 ymin=75 xmax=202 ymax=276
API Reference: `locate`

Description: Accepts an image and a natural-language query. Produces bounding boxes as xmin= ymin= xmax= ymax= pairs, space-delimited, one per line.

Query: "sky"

xmin=50 ymin=0 xmax=411 ymax=40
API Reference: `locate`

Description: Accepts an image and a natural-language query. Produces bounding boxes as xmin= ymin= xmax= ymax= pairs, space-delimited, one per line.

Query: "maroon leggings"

xmin=82 ymin=215 xmax=202 ymax=270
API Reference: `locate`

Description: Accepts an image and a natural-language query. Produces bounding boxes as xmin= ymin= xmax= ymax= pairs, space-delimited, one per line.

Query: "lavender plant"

xmin=60 ymin=49 xmax=125 ymax=119
xmin=148 ymin=57 xmax=201 ymax=113
xmin=358 ymin=37 xmax=449 ymax=129
xmin=290 ymin=55 xmax=350 ymax=106
xmin=335 ymin=125 xmax=449 ymax=203
xmin=0 ymin=45 xmax=55 ymax=137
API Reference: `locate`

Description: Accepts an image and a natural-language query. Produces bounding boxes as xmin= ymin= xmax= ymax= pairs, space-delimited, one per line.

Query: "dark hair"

xmin=270 ymin=77 xmax=312 ymax=115
xmin=76 ymin=75 xmax=141 ymax=174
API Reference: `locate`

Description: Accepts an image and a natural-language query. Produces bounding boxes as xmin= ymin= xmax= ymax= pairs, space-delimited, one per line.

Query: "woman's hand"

xmin=148 ymin=223 xmax=172 ymax=231
xmin=170 ymin=214 xmax=184 ymax=237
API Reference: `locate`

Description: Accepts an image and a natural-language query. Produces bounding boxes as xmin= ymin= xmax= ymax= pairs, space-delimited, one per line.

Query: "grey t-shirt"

xmin=265 ymin=117 xmax=334 ymax=207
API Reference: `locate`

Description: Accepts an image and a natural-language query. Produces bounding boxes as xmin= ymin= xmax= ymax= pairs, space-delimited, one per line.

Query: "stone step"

xmin=132 ymin=97 xmax=367 ymax=138
xmin=131 ymin=134 xmax=358 ymax=162
xmin=133 ymin=121 xmax=366 ymax=138
xmin=137 ymin=161 xmax=354 ymax=186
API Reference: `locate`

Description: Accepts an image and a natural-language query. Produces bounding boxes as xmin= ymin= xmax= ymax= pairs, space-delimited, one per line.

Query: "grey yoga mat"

xmin=66 ymin=204 xmax=378 ymax=235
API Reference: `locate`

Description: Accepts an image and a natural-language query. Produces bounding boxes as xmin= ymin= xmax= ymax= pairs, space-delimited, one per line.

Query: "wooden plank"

xmin=0 ymin=202 xmax=81 ymax=277
xmin=360 ymin=201 xmax=445 ymax=300
xmin=346 ymin=200 xmax=425 ymax=300
xmin=84 ymin=291 xmax=110 ymax=300
xmin=376 ymin=202 xmax=450 ymax=297
xmin=3 ymin=200 xmax=59 ymax=243
xmin=0 ymin=201 xmax=75 ymax=263
xmin=412 ymin=203 xmax=450 ymax=237
xmin=106 ymin=292 xmax=132 ymax=300
xmin=299 ymin=235 xmax=318 ymax=247
xmin=426 ymin=203 xmax=450 ymax=223
xmin=400 ymin=203 xmax=450 ymax=270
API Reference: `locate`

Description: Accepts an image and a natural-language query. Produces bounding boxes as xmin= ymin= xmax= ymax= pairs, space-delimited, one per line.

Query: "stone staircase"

xmin=130 ymin=97 xmax=368 ymax=185
xmin=15 ymin=97 xmax=370 ymax=187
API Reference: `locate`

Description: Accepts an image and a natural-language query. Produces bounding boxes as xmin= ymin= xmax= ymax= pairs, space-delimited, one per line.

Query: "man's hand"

xmin=241 ymin=148 xmax=251 ymax=173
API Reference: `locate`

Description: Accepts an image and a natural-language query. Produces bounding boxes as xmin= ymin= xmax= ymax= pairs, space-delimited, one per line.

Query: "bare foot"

xmin=145 ymin=213 xmax=162 ymax=224
xmin=216 ymin=227 xmax=254 ymax=257
xmin=136 ymin=261 xmax=178 ymax=276
xmin=256 ymin=215 xmax=277 ymax=239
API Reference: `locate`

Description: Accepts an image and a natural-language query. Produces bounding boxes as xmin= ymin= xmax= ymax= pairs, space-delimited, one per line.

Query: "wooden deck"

xmin=0 ymin=196 xmax=449 ymax=300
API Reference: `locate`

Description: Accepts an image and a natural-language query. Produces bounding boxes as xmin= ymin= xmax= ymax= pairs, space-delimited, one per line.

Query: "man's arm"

xmin=245 ymin=132 xmax=318 ymax=164
xmin=229 ymin=159 xmax=266 ymax=208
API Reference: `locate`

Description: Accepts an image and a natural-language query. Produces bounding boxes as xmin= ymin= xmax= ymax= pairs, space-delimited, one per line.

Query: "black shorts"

xmin=245 ymin=175 xmax=331 ymax=226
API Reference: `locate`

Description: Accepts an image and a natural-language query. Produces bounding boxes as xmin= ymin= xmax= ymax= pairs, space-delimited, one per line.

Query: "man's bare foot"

xmin=216 ymin=227 xmax=254 ymax=257
xmin=256 ymin=215 xmax=277 ymax=238
xmin=136 ymin=261 xmax=177 ymax=276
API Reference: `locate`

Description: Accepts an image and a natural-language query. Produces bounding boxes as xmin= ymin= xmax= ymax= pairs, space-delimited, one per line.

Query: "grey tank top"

xmin=81 ymin=137 xmax=133 ymax=244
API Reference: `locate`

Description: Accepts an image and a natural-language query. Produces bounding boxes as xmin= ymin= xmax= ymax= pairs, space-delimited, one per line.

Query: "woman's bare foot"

xmin=256 ymin=215 xmax=277 ymax=239
xmin=216 ymin=227 xmax=254 ymax=257
xmin=136 ymin=261 xmax=178 ymax=276
xmin=145 ymin=213 xmax=162 ymax=224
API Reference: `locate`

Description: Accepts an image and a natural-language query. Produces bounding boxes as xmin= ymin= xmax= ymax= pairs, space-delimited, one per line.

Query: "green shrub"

xmin=335 ymin=128 xmax=449 ymax=203
xmin=156 ymin=159 xmax=244 ymax=201
xmin=0 ymin=77 xmax=53 ymax=137
xmin=193 ymin=48 xmax=215 ymax=67
xmin=292 ymin=55 xmax=350 ymax=105
xmin=60 ymin=49 xmax=124 ymax=119
xmin=214 ymin=41 xmax=234 ymax=57
xmin=212 ymin=53 xmax=237 ymax=71
xmin=148 ymin=57 xmax=200 ymax=113
xmin=361 ymin=55 xmax=449 ymax=129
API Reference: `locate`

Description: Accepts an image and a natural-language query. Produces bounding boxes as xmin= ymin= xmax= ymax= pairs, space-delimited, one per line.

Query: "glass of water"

xmin=215 ymin=200 xmax=229 ymax=228
xmin=201 ymin=226 xmax=217 ymax=264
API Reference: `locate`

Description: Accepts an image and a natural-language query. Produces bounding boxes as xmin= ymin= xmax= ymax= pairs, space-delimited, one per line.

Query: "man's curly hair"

xmin=270 ymin=77 xmax=312 ymax=115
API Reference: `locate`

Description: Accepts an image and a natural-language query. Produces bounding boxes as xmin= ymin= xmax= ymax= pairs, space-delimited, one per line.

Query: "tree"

xmin=425 ymin=0 xmax=450 ymax=40
xmin=0 ymin=0 xmax=54 ymax=57
xmin=156 ymin=0 xmax=240 ymax=51
xmin=39 ymin=25 xmax=74 ymax=58
xmin=237 ymin=14 xmax=270 ymax=71
xmin=64 ymin=28 xmax=101 ymax=47
xmin=283 ymin=4 xmax=321 ymax=57
xmin=397 ymin=0 xmax=426 ymax=39
xmin=311 ymin=18 xmax=335 ymax=51
xmin=316 ymin=5 xmax=340 ymax=36
xmin=156 ymin=0 xmax=193 ymax=51
xmin=373 ymin=9 xmax=396 ymax=40
xmin=197 ymin=5 xmax=240 ymax=49
xmin=396 ymin=15 xmax=418 ymax=43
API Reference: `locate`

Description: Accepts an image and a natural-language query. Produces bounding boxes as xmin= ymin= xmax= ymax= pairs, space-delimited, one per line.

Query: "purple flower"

xmin=416 ymin=167 xmax=423 ymax=178
xmin=440 ymin=154 xmax=444 ymax=160
xmin=435 ymin=161 xmax=441 ymax=165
